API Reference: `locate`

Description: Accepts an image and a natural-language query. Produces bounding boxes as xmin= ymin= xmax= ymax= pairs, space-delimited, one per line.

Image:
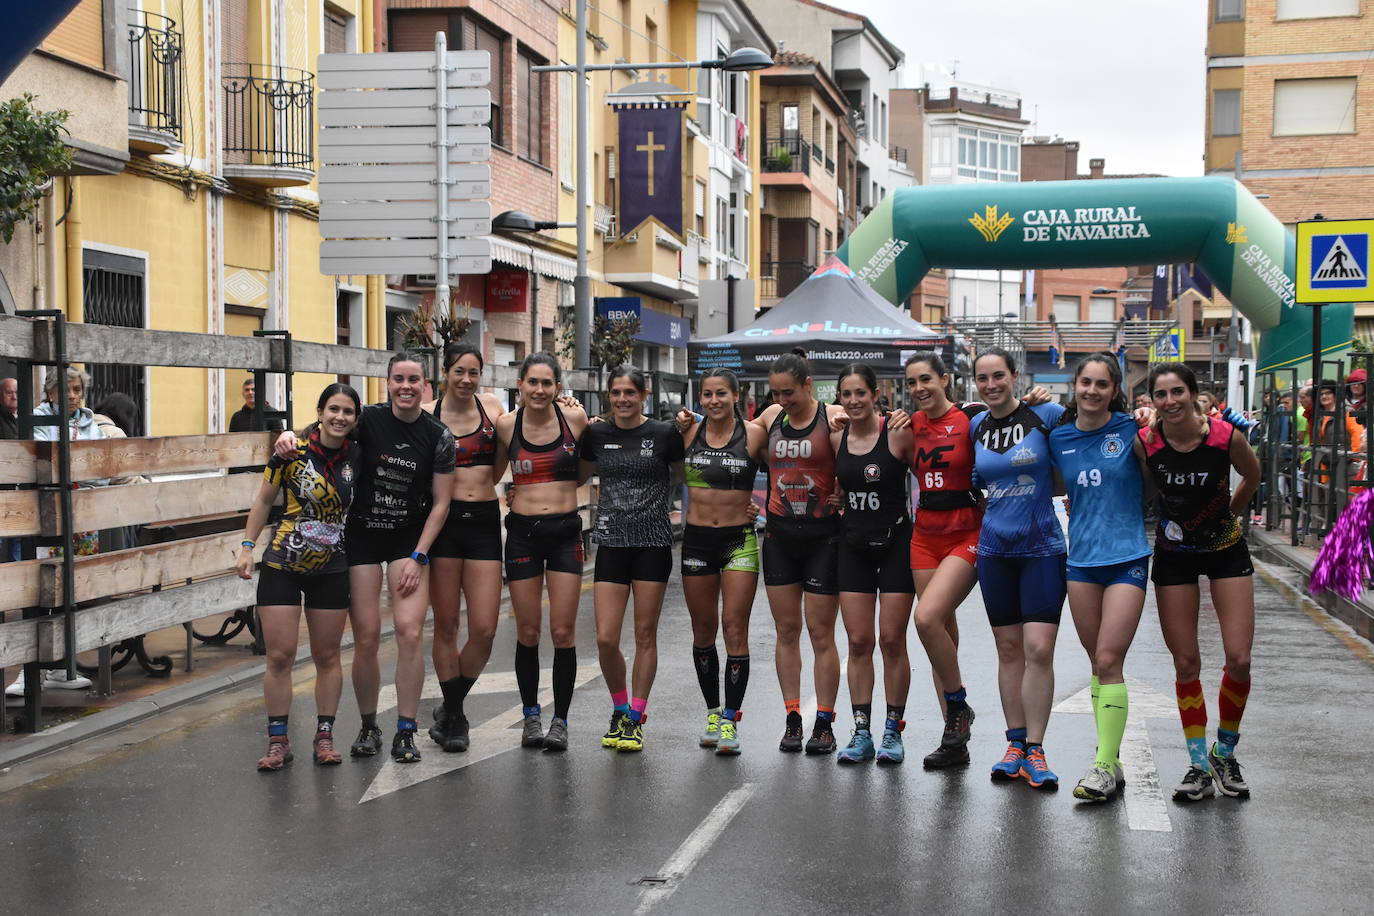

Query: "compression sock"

xmin=515 ymin=641 xmax=540 ymax=710
xmin=723 ymin=655 xmax=749 ymax=718
xmin=1175 ymin=679 xmax=1209 ymax=768
xmin=784 ymin=697 xmax=801 ymax=716
xmin=1216 ymin=668 xmax=1252 ymax=758
xmin=629 ymin=697 xmax=648 ymax=724
xmin=552 ymin=647 xmax=576 ymax=721
xmin=1006 ymin=726 xmax=1028 ymax=749
xmin=610 ymin=689 xmax=630 ymax=715
xmin=1090 ymin=674 xmax=1102 ymax=729
xmin=267 ymin=715 xmax=289 ymax=738
xmin=360 ymin=712 xmax=377 ymax=730
xmin=439 ymin=675 xmax=477 ymax=719
xmin=885 ymin=704 xmax=905 ymax=732
xmin=852 ymin=703 xmax=872 ymax=731
xmin=693 ymin=645 xmax=721 ymax=709
xmin=316 ymin=715 xmax=335 ymax=734
xmin=1095 ymin=681 xmax=1129 ymax=768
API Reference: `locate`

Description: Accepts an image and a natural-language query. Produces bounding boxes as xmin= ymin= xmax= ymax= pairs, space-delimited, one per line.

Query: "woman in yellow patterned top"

xmin=237 ymin=383 xmax=362 ymax=771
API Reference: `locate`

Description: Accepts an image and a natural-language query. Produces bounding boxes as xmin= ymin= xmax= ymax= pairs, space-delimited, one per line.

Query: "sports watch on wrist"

xmin=410 ymin=550 xmax=430 ymax=566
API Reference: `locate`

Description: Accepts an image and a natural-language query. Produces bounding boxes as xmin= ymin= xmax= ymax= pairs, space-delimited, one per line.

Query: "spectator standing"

xmin=228 ymin=378 xmax=286 ymax=432
xmin=0 ymin=376 xmax=17 ymax=440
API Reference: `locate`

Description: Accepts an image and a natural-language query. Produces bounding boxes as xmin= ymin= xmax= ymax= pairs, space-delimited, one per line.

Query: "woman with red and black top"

xmin=751 ymin=349 xmax=848 ymax=754
xmin=422 ymin=343 xmax=506 ymax=753
xmin=494 ymin=352 xmax=590 ymax=752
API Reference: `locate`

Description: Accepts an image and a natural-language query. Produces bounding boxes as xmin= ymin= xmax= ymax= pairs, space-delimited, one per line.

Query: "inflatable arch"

xmin=835 ymin=177 xmax=1353 ymax=377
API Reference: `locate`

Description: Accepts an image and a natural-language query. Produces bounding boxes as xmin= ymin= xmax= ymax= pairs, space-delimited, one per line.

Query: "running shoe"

xmin=875 ymin=726 xmax=905 ymax=765
xmin=543 ymin=716 xmax=569 ymax=752
xmin=602 ymin=710 xmax=628 ymax=749
xmin=350 ymin=724 xmax=383 ymax=758
xmin=940 ymin=702 xmax=975 ymax=747
xmin=990 ymin=743 xmax=1026 ymax=782
xmin=256 ymin=736 xmax=292 ymax=771
xmin=805 ymin=719 xmax=837 ymax=755
xmin=428 ymin=704 xmax=448 ymax=745
xmin=1020 ymin=746 xmax=1059 ymax=790
xmin=715 ymin=719 xmax=741 ymax=756
xmin=391 ymin=729 xmax=422 ymax=763
xmin=836 ymin=729 xmax=875 ymax=764
xmin=617 ymin=720 xmax=644 ymax=752
xmin=701 ymin=707 xmax=723 ymax=748
xmin=779 ymin=711 xmax=804 ymax=753
xmin=1208 ymin=745 xmax=1251 ymax=798
xmin=442 ymin=713 xmax=470 ymax=753
xmin=521 ymin=714 xmax=545 ymax=748
xmin=1114 ymin=760 xmax=1127 ymax=787
xmin=312 ymin=730 xmax=342 ymax=766
xmin=923 ymin=740 xmax=971 ymax=769
xmin=1173 ymin=764 xmax=1215 ymax=802
xmin=1072 ymin=764 xmax=1119 ymax=802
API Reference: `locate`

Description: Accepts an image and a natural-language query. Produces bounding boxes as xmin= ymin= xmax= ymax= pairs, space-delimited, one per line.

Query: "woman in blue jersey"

xmin=1049 ymin=353 xmax=1152 ymax=802
xmin=970 ymin=348 xmax=1067 ymax=790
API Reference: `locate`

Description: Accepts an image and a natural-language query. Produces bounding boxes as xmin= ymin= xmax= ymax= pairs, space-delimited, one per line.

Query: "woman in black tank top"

xmin=830 ymin=364 xmax=916 ymax=764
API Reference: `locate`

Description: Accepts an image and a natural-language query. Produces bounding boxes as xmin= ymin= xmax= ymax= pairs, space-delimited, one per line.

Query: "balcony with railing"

xmin=127 ymin=10 xmax=183 ymax=153
xmin=761 ymin=259 xmax=815 ymax=301
xmin=891 ymin=145 xmax=909 ymax=165
xmin=221 ymin=64 xmax=315 ymax=187
xmin=763 ymin=136 xmax=811 ymax=176
xmin=721 ymin=110 xmax=749 ymax=164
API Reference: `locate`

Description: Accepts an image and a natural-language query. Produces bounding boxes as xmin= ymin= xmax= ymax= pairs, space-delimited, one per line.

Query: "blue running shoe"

xmin=837 ymin=729 xmax=875 ymax=765
xmin=990 ymin=742 xmax=1025 ymax=782
xmin=875 ymin=727 xmax=905 ymax=765
xmin=1020 ymin=745 xmax=1059 ymax=790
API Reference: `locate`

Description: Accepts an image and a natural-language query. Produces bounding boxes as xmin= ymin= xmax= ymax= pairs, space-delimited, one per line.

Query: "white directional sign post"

xmin=317 ymin=35 xmax=493 ymax=313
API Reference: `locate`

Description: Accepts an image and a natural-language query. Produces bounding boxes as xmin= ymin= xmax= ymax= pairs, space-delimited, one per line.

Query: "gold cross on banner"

xmin=636 ymin=131 xmax=666 ymax=195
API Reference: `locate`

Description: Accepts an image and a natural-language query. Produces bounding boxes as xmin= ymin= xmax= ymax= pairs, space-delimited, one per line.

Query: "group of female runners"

xmin=245 ymin=341 xmax=1260 ymax=804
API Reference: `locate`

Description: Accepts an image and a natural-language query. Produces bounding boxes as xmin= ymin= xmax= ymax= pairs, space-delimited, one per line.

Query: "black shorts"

xmin=594 ymin=545 xmax=673 ymax=584
xmin=345 ymin=521 xmax=423 ymax=567
xmin=763 ymin=523 xmax=839 ymax=595
xmin=504 ymin=511 xmax=584 ymax=581
xmin=838 ymin=521 xmax=915 ymax=595
xmin=1151 ymin=539 xmax=1253 ymax=587
xmin=257 ymin=563 xmax=350 ymax=610
xmin=431 ymin=499 xmax=502 ymax=561
xmin=681 ymin=523 xmax=761 ymax=577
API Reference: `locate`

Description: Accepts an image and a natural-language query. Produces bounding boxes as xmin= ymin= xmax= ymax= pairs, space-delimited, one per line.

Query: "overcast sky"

xmin=838 ymin=0 xmax=1207 ymax=178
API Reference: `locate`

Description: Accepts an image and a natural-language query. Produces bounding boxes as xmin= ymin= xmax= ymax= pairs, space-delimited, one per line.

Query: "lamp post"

xmin=531 ymin=12 xmax=771 ymax=368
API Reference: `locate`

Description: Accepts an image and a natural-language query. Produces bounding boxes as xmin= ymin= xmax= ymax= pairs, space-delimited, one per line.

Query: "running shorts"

xmin=594 ymin=545 xmax=673 ymax=584
xmin=257 ymin=563 xmax=350 ymax=610
xmin=346 ymin=521 xmax=423 ymax=567
xmin=762 ymin=524 xmax=839 ymax=595
xmin=976 ymin=553 xmax=1067 ymax=627
xmin=431 ymin=499 xmax=502 ymax=561
xmin=1067 ymin=556 xmax=1151 ymax=591
xmin=504 ymin=510 xmax=584 ymax=581
xmin=910 ymin=526 xmax=980 ymax=570
xmin=838 ymin=521 xmax=915 ymax=594
xmin=1151 ymin=539 xmax=1253 ymax=587
xmin=680 ymin=523 xmax=760 ymax=577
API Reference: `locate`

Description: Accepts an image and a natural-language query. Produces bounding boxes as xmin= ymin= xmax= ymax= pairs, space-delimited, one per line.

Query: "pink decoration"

xmin=1310 ymin=488 xmax=1374 ymax=600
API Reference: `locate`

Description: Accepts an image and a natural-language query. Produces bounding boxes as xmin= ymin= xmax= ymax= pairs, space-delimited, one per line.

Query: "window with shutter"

xmin=518 ymin=48 xmax=546 ymax=164
xmin=1273 ymin=77 xmax=1356 ymax=136
xmin=472 ymin=22 xmax=504 ymax=146
xmin=325 ymin=4 xmax=350 ymax=55
xmin=42 ymin=0 xmax=104 ymax=70
xmin=388 ymin=11 xmax=450 ymax=52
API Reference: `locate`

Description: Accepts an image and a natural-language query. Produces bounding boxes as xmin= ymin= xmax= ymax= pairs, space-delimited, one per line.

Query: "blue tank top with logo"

xmin=970 ymin=401 xmax=1066 ymax=558
xmin=1049 ymin=412 xmax=1150 ymax=567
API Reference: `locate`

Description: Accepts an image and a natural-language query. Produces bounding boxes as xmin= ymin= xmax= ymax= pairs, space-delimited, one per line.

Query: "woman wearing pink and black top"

xmin=494 ymin=353 xmax=590 ymax=752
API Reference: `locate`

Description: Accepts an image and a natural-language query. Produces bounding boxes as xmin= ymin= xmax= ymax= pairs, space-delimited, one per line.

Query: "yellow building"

xmin=555 ymin=0 xmax=773 ymax=369
xmin=1 ymin=0 xmax=387 ymax=435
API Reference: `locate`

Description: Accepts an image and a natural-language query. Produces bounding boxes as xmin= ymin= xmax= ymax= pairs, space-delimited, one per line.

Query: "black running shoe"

xmin=350 ymin=724 xmax=383 ymax=758
xmin=922 ymin=741 xmax=972 ymax=769
xmin=805 ymin=719 xmax=837 ymax=755
xmin=391 ymin=729 xmax=422 ymax=763
xmin=442 ymin=713 xmax=470 ymax=753
xmin=779 ymin=711 xmax=804 ymax=753
xmin=428 ymin=703 xmax=448 ymax=745
xmin=941 ymin=702 xmax=975 ymax=747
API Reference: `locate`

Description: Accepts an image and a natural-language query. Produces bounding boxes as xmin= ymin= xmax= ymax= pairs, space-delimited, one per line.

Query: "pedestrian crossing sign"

xmin=1296 ymin=218 xmax=1374 ymax=303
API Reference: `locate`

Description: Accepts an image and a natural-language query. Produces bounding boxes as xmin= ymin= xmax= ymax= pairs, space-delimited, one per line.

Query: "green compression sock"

xmin=1095 ymin=682 xmax=1129 ymax=768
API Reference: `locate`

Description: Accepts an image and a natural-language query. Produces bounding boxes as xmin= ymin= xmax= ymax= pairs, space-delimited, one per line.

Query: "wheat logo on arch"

xmin=969 ymin=205 xmax=1015 ymax=242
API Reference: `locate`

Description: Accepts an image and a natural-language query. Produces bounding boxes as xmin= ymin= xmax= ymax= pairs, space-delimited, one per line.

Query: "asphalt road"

xmin=1 ymin=554 xmax=1370 ymax=915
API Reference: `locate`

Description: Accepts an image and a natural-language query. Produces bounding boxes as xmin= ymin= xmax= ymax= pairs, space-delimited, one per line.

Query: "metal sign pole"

xmin=434 ymin=30 xmax=451 ymax=331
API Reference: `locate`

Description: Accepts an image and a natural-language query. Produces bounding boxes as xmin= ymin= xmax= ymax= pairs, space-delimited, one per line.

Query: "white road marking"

xmin=633 ymin=782 xmax=758 ymax=915
xmin=1053 ymin=676 xmax=1176 ymax=833
xmin=360 ymin=664 xmax=601 ymax=804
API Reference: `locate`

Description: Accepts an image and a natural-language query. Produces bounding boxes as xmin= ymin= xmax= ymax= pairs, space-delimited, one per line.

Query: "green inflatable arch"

xmin=834 ymin=177 xmax=1352 ymax=376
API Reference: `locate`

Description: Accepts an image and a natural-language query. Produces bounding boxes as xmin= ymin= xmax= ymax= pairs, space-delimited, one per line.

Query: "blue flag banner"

xmin=616 ymin=102 xmax=686 ymax=237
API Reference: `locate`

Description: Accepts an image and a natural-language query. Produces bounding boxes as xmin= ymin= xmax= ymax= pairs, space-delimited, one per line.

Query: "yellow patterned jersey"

xmin=263 ymin=431 xmax=360 ymax=574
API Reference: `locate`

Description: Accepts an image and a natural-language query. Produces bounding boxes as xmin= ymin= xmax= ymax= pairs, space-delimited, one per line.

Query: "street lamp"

xmin=492 ymin=210 xmax=577 ymax=361
xmin=532 ymin=2 xmax=772 ymax=369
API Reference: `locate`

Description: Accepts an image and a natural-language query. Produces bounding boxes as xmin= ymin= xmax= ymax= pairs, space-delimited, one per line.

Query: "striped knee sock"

xmin=1216 ymin=668 xmax=1251 ymax=758
xmin=1175 ymin=679 xmax=1208 ymax=768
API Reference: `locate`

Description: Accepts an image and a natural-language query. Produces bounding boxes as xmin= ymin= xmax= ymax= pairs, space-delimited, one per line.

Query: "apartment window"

xmin=715 ymin=197 xmax=728 ymax=252
xmin=695 ymin=180 xmax=707 ymax=236
xmin=1052 ymin=295 xmax=1080 ymax=324
xmin=1274 ymin=77 xmax=1356 ymax=136
xmin=728 ymin=191 xmax=739 ymax=258
xmin=871 ymin=93 xmax=879 ymax=140
xmin=517 ymin=48 xmax=546 ymax=164
xmin=324 ymin=4 xmax=351 ymax=54
xmin=389 ymin=11 xmax=505 ymax=144
xmin=1215 ymin=0 xmax=1244 ymax=21
xmin=559 ymin=69 xmax=574 ymax=187
xmin=42 ymin=0 xmax=105 ymax=69
xmin=825 ymin=121 xmax=834 ymax=161
xmin=1277 ymin=0 xmax=1358 ymax=19
xmin=782 ymin=104 xmax=799 ymax=137
xmin=1089 ymin=296 xmax=1116 ymax=323
xmin=880 ymin=101 xmax=888 ymax=146
xmin=824 ymin=230 xmax=833 ymax=257
xmin=1213 ymin=89 xmax=1241 ymax=136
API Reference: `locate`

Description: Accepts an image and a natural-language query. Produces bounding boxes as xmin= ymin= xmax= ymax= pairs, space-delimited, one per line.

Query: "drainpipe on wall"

xmin=63 ymin=177 xmax=83 ymax=323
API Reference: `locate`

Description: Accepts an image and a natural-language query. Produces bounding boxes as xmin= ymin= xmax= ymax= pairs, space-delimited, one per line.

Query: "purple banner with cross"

xmin=616 ymin=103 xmax=684 ymax=237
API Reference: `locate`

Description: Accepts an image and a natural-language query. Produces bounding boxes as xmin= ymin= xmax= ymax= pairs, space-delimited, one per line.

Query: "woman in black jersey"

xmin=273 ymin=353 xmax=456 ymax=764
xmin=423 ymin=343 xmax=506 ymax=752
xmin=829 ymin=364 xmax=916 ymax=765
xmin=679 ymin=368 xmax=766 ymax=755
xmin=240 ymin=384 xmax=361 ymax=770
xmin=581 ymin=367 xmax=684 ymax=753
xmin=494 ymin=353 xmax=590 ymax=752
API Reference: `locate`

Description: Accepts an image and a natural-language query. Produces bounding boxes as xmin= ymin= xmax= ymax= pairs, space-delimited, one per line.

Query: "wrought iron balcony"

xmin=221 ymin=63 xmax=315 ymax=185
xmin=761 ymin=259 xmax=815 ymax=300
xmin=127 ymin=10 xmax=183 ymax=152
xmin=763 ymin=136 xmax=811 ymax=175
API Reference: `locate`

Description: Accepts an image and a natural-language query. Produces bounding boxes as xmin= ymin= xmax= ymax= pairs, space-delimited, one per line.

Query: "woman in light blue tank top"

xmin=1048 ymin=352 xmax=1152 ymax=803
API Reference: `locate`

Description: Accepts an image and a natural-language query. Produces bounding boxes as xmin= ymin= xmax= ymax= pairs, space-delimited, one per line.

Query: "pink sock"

xmin=610 ymin=690 xmax=629 ymax=709
xmin=629 ymin=697 xmax=648 ymax=723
